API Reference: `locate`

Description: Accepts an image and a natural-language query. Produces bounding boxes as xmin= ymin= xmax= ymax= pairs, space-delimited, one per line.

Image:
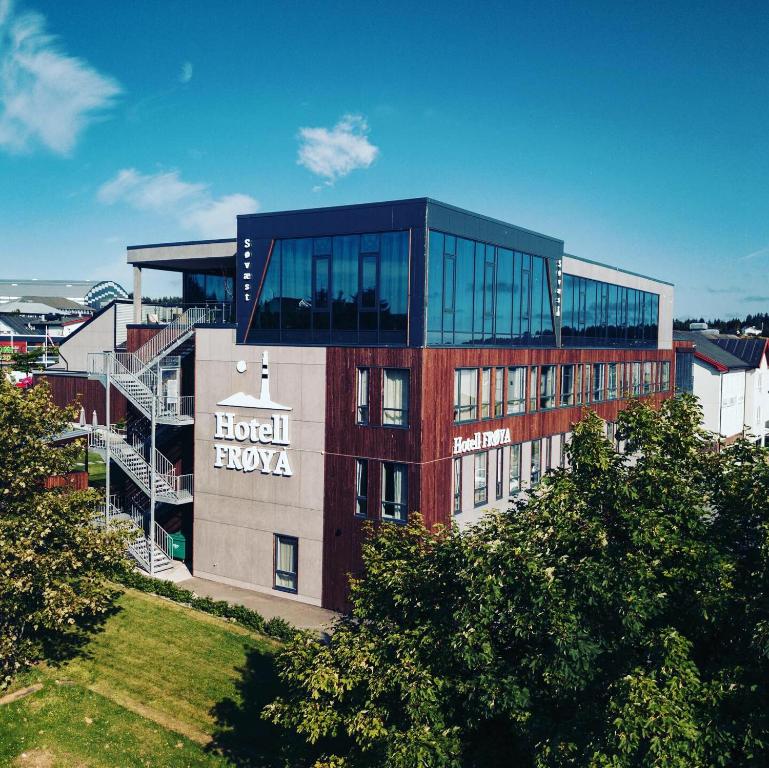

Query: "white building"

xmin=675 ymin=331 xmax=769 ymax=446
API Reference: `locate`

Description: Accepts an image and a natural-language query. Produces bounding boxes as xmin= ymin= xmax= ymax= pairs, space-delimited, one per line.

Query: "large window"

xmin=474 ymin=452 xmax=488 ymax=506
xmin=643 ymin=362 xmax=653 ymax=394
xmin=481 ymin=368 xmax=491 ymax=419
xmin=495 ymin=448 xmax=504 ymax=499
xmin=383 ymin=369 xmax=409 ymax=427
xmin=356 ymin=368 xmax=369 ymax=425
xmin=249 ymin=231 xmax=408 ymax=344
xmin=530 ymin=439 xmax=542 ymax=486
xmin=632 ymin=362 xmax=641 ymax=396
xmin=592 ymin=363 xmax=605 ymax=403
xmin=561 ymin=364 xmax=575 ymax=407
xmin=494 ymin=368 xmax=505 ymax=417
xmin=274 ymin=535 xmax=298 ymax=593
xmin=427 ymin=230 xmax=555 ymax=347
xmin=607 ymin=363 xmax=618 ymax=400
xmin=540 ymin=365 xmax=556 ymax=409
xmin=661 ymin=360 xmax=671 ymax=391
xmin=382 ymin=463 xmax=408 ymax=522
xmin=183 ymin=270 xmax=235 ymax=319
xmin=453 ymin=457 xmax=462 ymax=514
xmin=454 ymin=368 xmax=478 ymax=422
xmin=509 ymin=444 xmax=521 ymax=495
xmin=355 ymin=459 xmax=368 ymax=517
xmin=561 ymin=273 xmax=659 ymax=348
xmin=507 ymin=367 xmax=526 ymax=414
xmin=529 ymin=367 xmax=539 ymax=411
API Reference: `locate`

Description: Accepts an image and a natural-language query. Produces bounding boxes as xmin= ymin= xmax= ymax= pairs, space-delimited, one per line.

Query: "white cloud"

xmin=0 ymin=0 xmax=120 ymax=155
xmin=297 ymin=113 xmax=379 ymax=183
xmin=179 ymin=61 xmax=193 ymax=84
xmin=97 ymin=168 xmax=258 ymax=238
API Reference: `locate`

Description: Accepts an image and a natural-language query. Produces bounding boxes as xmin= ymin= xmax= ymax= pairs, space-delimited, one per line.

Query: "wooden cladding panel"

xmin=36 ymin=374 xmax=126 ymax=425
xmin=44 ymin=471 xmax=89 ymax=491
xmin=126 ymin=326 xmax=163 ymax=353
xmin=321 ymin=345 xmax=675 ymax=611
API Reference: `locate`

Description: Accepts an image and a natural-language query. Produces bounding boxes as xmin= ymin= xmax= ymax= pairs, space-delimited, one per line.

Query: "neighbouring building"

xmin=40 ymin=199 xmax=675 ymax=612
xmin=674 ymin=329 xmax=769 ymax=446
xmin=0 ymin=279 xmax=128 ymax=309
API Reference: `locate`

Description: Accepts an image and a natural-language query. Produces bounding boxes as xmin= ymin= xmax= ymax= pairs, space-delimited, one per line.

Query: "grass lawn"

xmin=0 ymin=588 xmax=298 ymax=767
xmin=71 ymin=451 xmax=106 ymax=488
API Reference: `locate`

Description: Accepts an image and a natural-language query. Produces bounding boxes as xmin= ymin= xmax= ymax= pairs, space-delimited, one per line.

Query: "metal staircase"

xmin=89 ymin=426 xmax=193 ymax=504
xmin=97 ymin=497 xmax=173 ymax=573
xmin=89 ymin=306 xmax=216 ymax=577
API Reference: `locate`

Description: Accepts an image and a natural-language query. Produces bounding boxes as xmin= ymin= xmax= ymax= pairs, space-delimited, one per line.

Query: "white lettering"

xmin=234 ymin=421 xmax=250 ymax=441
xmin=257 ymin=449 xmax=276 ymax=473
xmin=274 ymin=451 xmax=293 ymax=476
xmin=452 ymin=428 xmax=512 ymax=455
xmin=242 ymin=447 xmax=259 ymax=472
xmin=214 ymin=412 xmax=234 ymax=439
xmin=244 ymin=239 xmax=251 ymax=248
xmin=214 ymin=443 xmax=227 ymax=467
xmin=227 ymin=446 xmax=243 ymax=470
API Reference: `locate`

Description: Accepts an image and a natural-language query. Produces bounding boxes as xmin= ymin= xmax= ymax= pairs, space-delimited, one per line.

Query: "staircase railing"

xmin=134 ymin=306 xmax=219 ymax=366
xmin=88 ymin=426 xmax=192 ymax=503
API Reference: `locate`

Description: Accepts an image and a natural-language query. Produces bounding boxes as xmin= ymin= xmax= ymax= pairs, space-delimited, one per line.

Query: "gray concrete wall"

xmin=53 ymin=303 xmax=116 ymax=371
xmin=193 ymin=328 xmax=326 ymax=605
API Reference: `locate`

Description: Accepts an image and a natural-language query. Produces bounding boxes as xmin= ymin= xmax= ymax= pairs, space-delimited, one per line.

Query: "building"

xmin=674 ymin=329 xmax=769 ymax=446
xmin=41 ymin=199 xmax=675 ymax=612
xmin=0 ymin=279 xmax=128 ymax=309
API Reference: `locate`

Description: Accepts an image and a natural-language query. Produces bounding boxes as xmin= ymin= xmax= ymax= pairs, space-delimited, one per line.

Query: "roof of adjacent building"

xmin=0 ymin=297 xmax=92 ymax=314
xmin=0 ymin=313 xmax=40 ymax=334
xmin=0 ymin=279 xmax=105 ymax=295
xmin=711 ymin=337 xmax=768 ymax=368
xmin=674 ymin=330 xmax=756 ymax=372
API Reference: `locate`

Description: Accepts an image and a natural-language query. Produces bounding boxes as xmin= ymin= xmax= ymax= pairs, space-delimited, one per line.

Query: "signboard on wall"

xmin=212 ymin=351 xmax=293 ymax=477
xmin=452 ymin=427 xmax=511 ymax=455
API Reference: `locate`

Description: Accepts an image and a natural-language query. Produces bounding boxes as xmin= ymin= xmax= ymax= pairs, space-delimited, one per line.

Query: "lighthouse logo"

xmin=217 ymin=351 xmax=291 ymax=410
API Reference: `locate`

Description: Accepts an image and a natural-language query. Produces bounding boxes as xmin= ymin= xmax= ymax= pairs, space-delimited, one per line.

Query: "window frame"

xmin=481 ymin=367 xmax=492 ymax=420
xmin=530 ymin=439 xmax=542 ymax=487
xmin=506 ymin=366 xmax=526 ymax=415
xmin=454 ymin=368 xmax=479 ymax=423
xmin=592 ymin=363 xmax=605 ymax=403
xmin=473 ymin=451 xmax=488 ymax=506
xmin=495 ymin=447 xmax=504 ymax=500
xmin=529 ymin=366 xmax=539 ymax=412
xmin=560 ymin=364 xmax=575 ymax=407
xmin=539 ymin=365 xmax=556 ymax=410
xmin=273 ymin=534 xmax=298 ymax=594
xmin=494 ymin=367 xmax=505 ymax=418
xmin=607 ymin=362 xmax=618 ymax=400
xmin=382 ymin=368 xmax=410 ymax=428
xmin=381 ymin=462 xmax=408 ymax=523
xmin=356 ymin=367 xmax=370 ymax=425
xmin=355 ymin=458 xmax=368 ymax=518
xmin=453 ymin=457 xmax=462 ymax=515
xmin=509 ymin=443 xmax=522 ymax=497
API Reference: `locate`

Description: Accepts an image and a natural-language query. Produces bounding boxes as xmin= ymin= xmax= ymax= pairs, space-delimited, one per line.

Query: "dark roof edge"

xmin=563 ymin=252 xmax=674 ymax=287
xmin=127 ymin=238 xmax=236 ymax=251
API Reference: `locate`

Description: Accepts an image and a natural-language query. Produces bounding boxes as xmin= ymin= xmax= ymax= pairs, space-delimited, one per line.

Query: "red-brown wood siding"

xmin=322 ymin=345 xmax=675 ymax=612
xmin=35 ymin=374 xmax=127 ymax=424
xmin=126 ymin=325 xmax=163 ymax=353
xmin=44 ymin=470 xmax=89 ymax=491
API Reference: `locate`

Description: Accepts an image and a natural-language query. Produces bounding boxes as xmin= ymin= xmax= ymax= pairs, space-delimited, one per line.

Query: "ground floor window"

xmin=495 ymin=448 xmax=504 ymax=499
xmin=355 ymin=459 xmax=368 ymax=517
xmin=531 ymin=439 xmax=542 ymax=486
xmin=474 ymin=452 xmax=488 ymax=505
xmin=382 ymin=462 xmax=408 ymax=522
xmin=274 ymin=534 xmax=298 ymax=593
xmin=453 ymin=457 xmax=462 ymax=514
xmin=509 ymin=444 xmax=521 ymax=496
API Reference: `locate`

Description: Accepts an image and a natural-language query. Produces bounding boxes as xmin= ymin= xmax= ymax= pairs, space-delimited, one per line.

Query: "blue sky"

xmin=0 ymin=0 xmax=767 ymax=317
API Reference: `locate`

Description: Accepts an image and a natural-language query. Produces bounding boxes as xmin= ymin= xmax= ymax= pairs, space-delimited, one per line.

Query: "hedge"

xmin=116 ymin=568 xmax=298 ymax=642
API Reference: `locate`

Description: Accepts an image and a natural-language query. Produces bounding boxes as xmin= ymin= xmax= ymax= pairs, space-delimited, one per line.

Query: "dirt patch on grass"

xmin=0 ymin=684 xmax=44 ymax=706
xmin=13 ymin=749 xmax=56 ymax=767
xmin=88 ymin=683 xmax=210 ymax=745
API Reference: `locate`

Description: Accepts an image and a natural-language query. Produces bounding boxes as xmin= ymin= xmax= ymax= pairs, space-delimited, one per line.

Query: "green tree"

xmin=8 ymin=346 xmax=44 ymax=373
xmin=265 ymin=397 xmax=769 ymax=767
xmin=0 ymin=377 xmax=129 ymax=689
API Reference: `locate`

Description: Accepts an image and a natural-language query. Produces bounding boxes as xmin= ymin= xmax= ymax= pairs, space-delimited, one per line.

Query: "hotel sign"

xmin=212 ymin=351 xmax=293 ymax=477
xmin=452 ymin=428 xmax=511 ymax=455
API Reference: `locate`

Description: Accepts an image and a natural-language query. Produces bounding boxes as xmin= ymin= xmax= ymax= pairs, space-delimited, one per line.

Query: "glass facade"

xmin=248 ymin=231 xmax=409 ymax=344
xmin=561 ymin=274 xmax=659 ymax=348
xmin=183 ymin=270 xmax=234 ymax=319
xmin=427 ymin=230 xmax=555 ymax=347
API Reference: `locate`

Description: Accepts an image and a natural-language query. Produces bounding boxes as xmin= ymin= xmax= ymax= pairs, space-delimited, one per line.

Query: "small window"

xmin=274 ymin=534 xmax=298 ymax=593
xmin=453 ymin=457 xmax=462 ymax=515
xmin=356 ymin=368 xmax=369 ymax=425
xmin=494 ymin=368 xmax=505 ymax=417
xmin=606 ymin=421 xmax=616 ymax=445
xmin=495 ymin=448 xmax=504 ymax=499
xmin=632 ymin=362 xmax=641 ymax=396
xmin=592 ymin=363 xmax=605 ymax=403
xmin=383 ymin=369 xmax=409 ymax=427
xmin=540 ymin=365 xmax=556 ymax=409
xmin=543 ymin=436 xmax=552 ymax=473
xmin=607 ymin=363 xmax=618 ymax=400
xmin=560 ymin=364 xmax=575 ymax=407
xmin=454 ymin=368 xmax=478 ymax=423
xmin=530 ymin=439 xmax=542 ymax=486
xmin=529 ymin=367 xmax=539 ymax=411
xmin=661 ymin=361 xmax=671 ymax=391
xmin=355 ymin=459 xmax=368 ymax=517
xmin=507 ymin=366 xmax=526 ymax=414
xmin=474 ymin=452 xmax=488 ymax=506
xmin=481 ymin=367 xmax=492 ymax=419
xmin=560 ymin=433 xmax=570 ymax=468
xmin=509 ymin=444 xmax=521 ymax=496
xmin=382 ymin=462 xmax=408 ymax=522
xmin=642 ymin=362 xmax=652 ymax=394
xmin=576 ymin=364 xmax=584 ymax=406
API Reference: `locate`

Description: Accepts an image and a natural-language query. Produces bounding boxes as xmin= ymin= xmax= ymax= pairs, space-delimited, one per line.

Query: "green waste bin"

xmin=168 ymin=532 xmax=186 ymax=561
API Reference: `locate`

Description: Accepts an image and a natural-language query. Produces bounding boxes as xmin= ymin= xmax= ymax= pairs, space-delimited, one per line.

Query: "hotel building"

xmin=43 ymin=199 xmax=675 ymax=612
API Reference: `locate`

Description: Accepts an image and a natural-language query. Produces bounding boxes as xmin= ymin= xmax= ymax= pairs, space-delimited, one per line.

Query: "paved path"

xmin=177 ymin=575 xmax=339 ymax=631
